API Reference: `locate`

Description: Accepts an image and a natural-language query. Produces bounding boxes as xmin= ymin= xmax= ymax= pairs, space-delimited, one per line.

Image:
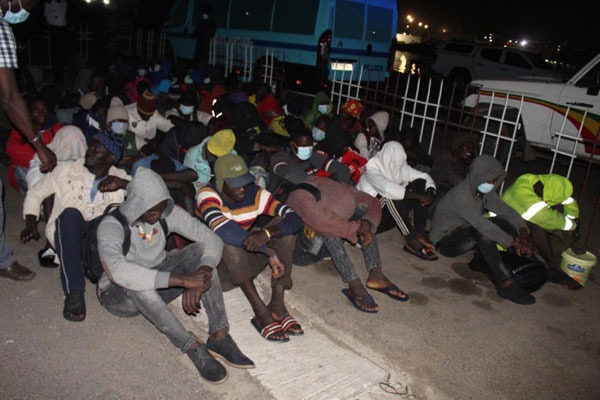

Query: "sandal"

xmin=250 ymin=318 xmax=289 ymax=342
xmin=279 ymin=315 xmax=304 ymax=336
xmin=367 ymin=283 xmax=410 ymax=302
xmin=341 ymin=288 xmax=379 ymax=313
xmin=404 ymin=244 xmax=438 ymax=261
xmin=63 ymin=292 xmax=86 ymax=322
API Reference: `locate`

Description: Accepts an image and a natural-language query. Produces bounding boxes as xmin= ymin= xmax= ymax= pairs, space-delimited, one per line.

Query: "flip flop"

xmin=250 ymin=318 xmax=289 ymax=342
xmin=368 ymin=284 xmax=410 ymax=302
xmin=341 ymin=288 xmax=379 ymax=314
xmin=279 ymin=315 xmax=304 ymax=336
xmin=404 ymin=245 xmax=438 ymax=261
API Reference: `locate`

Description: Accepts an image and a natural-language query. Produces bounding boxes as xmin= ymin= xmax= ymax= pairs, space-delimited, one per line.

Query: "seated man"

xmin=196 ymin=155 xmax=304 ymax=342
xmin=430 ymin=136 xmax=475 ymax=201
xmin=268 ymin=125 xmax=351 ymax=201
xmin=287 ymin=175 xmax=409 ymax=314
xmin=501 ymin=173 xmax=583 ymax=288
xmin=184 ymin=128 xmax=237 ymax=192
xmin=97 ymin=167 xmax=252 ymax=384
xmin=20 ymin=133 xmax=130 ymax=321
xmin=357 ymin=141 xmax=437 ymax=261
xmin=428 ymin=155 xmax=536 ymax=305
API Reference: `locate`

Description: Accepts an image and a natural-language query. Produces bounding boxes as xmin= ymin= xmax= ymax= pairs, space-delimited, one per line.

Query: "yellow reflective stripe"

xmin=564 ymin=218 xmax=574 ymax=230
xmin=561 ymin=197 xmax=575 ymax=205
xmin=521 ymin=201 xmax=547 ymax=221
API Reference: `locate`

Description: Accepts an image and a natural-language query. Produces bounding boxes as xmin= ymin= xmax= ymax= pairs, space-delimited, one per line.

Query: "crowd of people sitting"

xmin=0 ymin=58 xmax=586 ymax=384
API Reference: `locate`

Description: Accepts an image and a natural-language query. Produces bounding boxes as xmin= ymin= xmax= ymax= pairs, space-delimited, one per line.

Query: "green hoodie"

xmin=303 ymin=91 xmax=332 ymax=127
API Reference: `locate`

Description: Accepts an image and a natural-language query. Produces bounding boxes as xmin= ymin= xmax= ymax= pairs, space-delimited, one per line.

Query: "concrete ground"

xmin=1 ymin=164 xmax=599 ymax=400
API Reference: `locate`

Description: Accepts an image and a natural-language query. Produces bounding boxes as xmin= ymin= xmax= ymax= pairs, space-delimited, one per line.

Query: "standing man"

xmin=0 ymin=0 xmax=57 ymax=281
xmin=193 ymin=5 xmax=217 ymax=67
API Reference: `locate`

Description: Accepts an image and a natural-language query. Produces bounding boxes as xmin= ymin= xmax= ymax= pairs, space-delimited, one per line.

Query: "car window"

xmin=575 ymin=61 xmax=600 ymax=88
xmin=442 ymin=42 xmax=474 ymax=54
xmin=480 ymin=48 xmax=502 ymax=62
xmin=505 ymin=51 xmax=531 ymax=69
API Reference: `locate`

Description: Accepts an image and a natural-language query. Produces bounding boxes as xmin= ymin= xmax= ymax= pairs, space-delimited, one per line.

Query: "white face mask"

xmin=312 ymin=127 xmax=325 ymax=142
xmin=318 ymin=104 xmax=329 ymax=114
xmin=477 ymin=182 xmax=495 ymax=194
xmin=111 ymin=121 xmax=128 ymax=135
xmin=138 ymin=69 xmax=147 ymax=77
xmin=295 ymin=146 xmax=313 ymax=160
xmin=179 ymin=104 xmax=195 ymax=115
xmin=202 ymin=14 xmax=209 ymax=20
xmin=3 ymin=0 xmax=30 ymax=24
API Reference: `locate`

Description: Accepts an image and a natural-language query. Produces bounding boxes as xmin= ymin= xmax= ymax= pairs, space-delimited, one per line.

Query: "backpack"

xmin=81 ymin=203 xmax=168 ymax=284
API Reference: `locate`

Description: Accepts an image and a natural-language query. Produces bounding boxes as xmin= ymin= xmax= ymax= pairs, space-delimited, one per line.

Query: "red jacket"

xmin=6 ymin=123 xmax=63 ymax=191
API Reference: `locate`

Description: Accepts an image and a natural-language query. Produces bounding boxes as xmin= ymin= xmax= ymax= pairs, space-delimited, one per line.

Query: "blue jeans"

xmin=99 ymin=243 xmax=230 ymax=353
xmin=323 ymin=234 xmax=382 ymax=283
xmin=0 ymin=177 xmax=15 ymax=269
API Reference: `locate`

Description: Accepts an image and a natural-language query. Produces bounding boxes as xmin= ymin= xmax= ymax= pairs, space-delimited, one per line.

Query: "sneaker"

xmin=496 ymin=280 xmax=536 ymax=305
xmin=38 ymin=248 xmax=58 ymax=268
xmin=187 ymin=344 xmax=228 ymax=384
xmin=207 ymin=334 xmax=255 ymax=369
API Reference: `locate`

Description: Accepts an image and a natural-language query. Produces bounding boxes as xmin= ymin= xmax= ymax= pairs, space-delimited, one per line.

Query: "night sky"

xmin=398 ymin=1 xmax=599 ymax=48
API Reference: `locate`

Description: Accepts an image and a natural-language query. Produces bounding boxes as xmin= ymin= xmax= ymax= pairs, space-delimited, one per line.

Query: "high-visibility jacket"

xmin=502 ymin=173 xmax=579 ymax=231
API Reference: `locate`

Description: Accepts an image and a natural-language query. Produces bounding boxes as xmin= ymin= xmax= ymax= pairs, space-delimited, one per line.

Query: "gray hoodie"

xmin=97 ymin=167 xmax=223 ymax=291
xmin=429 ymin=155 xmax=527 ymax=248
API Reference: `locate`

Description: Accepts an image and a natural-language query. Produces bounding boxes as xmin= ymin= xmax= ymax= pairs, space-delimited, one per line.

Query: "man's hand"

xmin=419 ymin=194 xmax=435 ymax=207
xmin=512 ymin=236 xmax=534 ymax=257
xmin=36 ymin=145 xmax=57 ymax=172
xmin=243 ymin=230 xmax=270 ymax=252
xmin=182 ymin=288 xmax=203 ymax=316
xmin=20 ymin=225 xmax=40 ymax=243
xmin=169 ymin=266 xmax=213 ymax=293
xmin=20 ymin=215 xmax=40 ymax=243
xmin=268 ymin=252 xmax=285 ymax=279
xmin=98 ymin=176 xmax=129 ymax=192
xmin=357 ymin=219 xmax=374 ymax=245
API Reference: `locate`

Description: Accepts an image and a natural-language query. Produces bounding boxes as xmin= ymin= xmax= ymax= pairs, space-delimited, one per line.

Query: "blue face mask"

xmin=477 ymin=182 xmax=495 ymax=194
xmin=111 ymin=121 xmax=128 ymax=135
xmin=318 ymin=104 xmax=329 ymax=114
xmin=295 ymin=146 xmax=313 ymax=161
xmin=3 ymin=0 xmax=30 ymax=24
xmin=312 ymin=127 xmax=325 ymax=142
xmin=179 ymin=104 xmax=195 ymax=115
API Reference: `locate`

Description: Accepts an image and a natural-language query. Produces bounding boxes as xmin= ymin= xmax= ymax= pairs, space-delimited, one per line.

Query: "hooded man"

xmin=428 ymin=155 xmax=536 ymax=305
xmin=354 ymin=111 xmax=388 ymax=159
xmin=357 ymin=140 xmax=437 ymax=260
xmin=97 ymin=168 xmax=253 ymax=384
xmin=501 ymin=173 xmax=583 ymax=288
xmin=303 ymin=90 xmax=332 ymax=128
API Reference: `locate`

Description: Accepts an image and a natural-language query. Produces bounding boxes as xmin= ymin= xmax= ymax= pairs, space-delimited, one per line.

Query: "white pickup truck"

xmin=463 ymin=51 xmax=600 ymax=159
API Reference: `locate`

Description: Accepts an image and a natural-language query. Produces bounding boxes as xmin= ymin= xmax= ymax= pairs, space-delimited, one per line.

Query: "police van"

xmin=167 ymin=0 xmax=398 ymax=92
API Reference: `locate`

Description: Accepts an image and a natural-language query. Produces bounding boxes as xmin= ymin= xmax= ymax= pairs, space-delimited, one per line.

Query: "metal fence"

xmin=208 ymin=37 xmax=287 ymax=91
xmin=24 ymin=24 xmax=169 ymax=69
xmin=330 ymin=66 xmax=600 ymax=248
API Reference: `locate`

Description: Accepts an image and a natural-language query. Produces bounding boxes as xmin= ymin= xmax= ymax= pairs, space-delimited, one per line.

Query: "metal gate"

xmin=330 ymin=66 xmax=600 ymax=248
